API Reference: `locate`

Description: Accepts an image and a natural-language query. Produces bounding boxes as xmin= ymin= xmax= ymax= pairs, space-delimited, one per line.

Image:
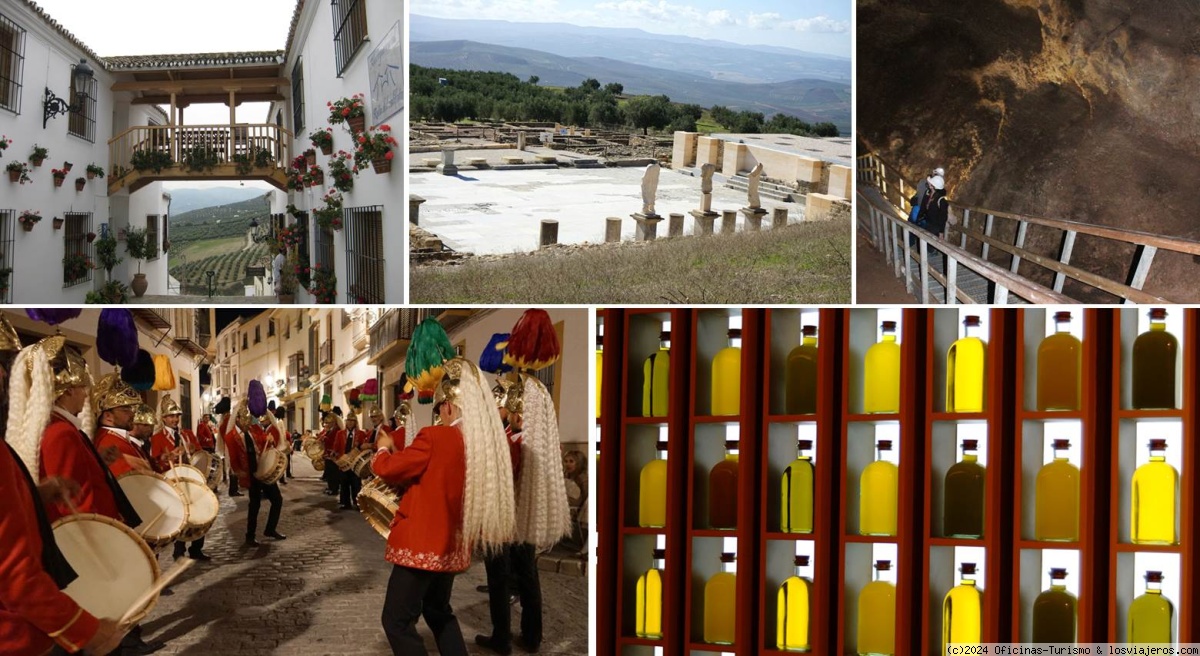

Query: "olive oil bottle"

xmin=704 ymin=552 xmax=737 ymax=645
xmin=1035 ymin=439 xmax=1079 ymax=542
xmin=1032 ymin=568 xmax=1076 ymax=643
xmin=857 ymin=560 xmax=896 ymax=655
xmin=1132 ymin=308 xmax=1178 ymax=410
xmin=943 ymin=439 xmax=985 ymax=539
xmin=712 ymin=327 xmax=742 ymax=416
xmin=1128 ymin=571 xmax=1172 ymax=643
xmin=708 ymin=440 xmax=739 ymax=529
xmin=638 ymin=439 xmax=668 ymax=528
xmin=635 ymin=548 xmax=665 ymax=639
xmin=781 ymin=438 xmax=814 ymax=534
xmin=860 ymin=440 xmax=898 ymax=536
xmin=864 ymin=320 xmax=901 ymax=414
xmin=947 ymin=315 xmax=986 ymax=413
xmin=942 ymin=562 xmax=982 ymax=651
xmin=1037 ymin=311 xmax=1082 ymax=411
xmin=785 ymin=325 xmax=819 ymax=415
xmin=776 ymin=555 xmax=812 ymax=652
xmin=642 ymin=331 xmax=670 ymax=417
xmin=1132 ymin=439 xmax=1178 ymax=545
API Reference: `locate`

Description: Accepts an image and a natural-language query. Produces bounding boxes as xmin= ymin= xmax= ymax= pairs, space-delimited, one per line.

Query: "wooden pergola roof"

xmin=105 ymin=51 xmax=287 ymax=108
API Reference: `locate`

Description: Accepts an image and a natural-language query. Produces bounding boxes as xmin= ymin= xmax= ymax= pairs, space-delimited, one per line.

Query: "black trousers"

xmin=285 ymin=451 xmax=293 ymax=478
xmin=381 ymin=564 xmax=467 ymax=656
xmin=482 ymin=543 xmax=542 ymax=649
xmin=172 ymin=535 xmax=205 ymax=557
xmin=339 ymin=469 xmax=362 ymax=507
xmin=323 ymin=459 xmax=339 ymax=492
xmin=246 ymin=480 xmax=282 ymax=538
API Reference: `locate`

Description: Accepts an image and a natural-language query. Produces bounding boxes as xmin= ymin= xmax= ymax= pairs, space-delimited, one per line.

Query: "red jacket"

xmin=331 ymin=427 xmax=369 ymax=456
xmin=506 ymin=427 xmax=523 ymax=484
xmin=195 ymin=421 xmax=216 ymax=450
xmin=39 ymin=414 xmax=120 ymax=524
xmin=319 ymin=427 xmax=338 ymax=456
xmin=224 ymin=425 xmax=273 ymax=488
xmin=149 ymin=428 xmax=199 ymax=473
xmin=94 ymin=428 xmax=149 ymax=479
xmin=0 ymin=443 xmax=101 ymax=655
xmin=371 ymin=424 xmax=468 ymax=573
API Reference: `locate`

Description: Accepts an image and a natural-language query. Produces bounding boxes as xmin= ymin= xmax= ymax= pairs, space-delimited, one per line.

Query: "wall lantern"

xmin=43 ymin=59 xmax=95 ymax=129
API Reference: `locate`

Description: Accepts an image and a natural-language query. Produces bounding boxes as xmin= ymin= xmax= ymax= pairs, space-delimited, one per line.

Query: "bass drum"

xmin=357 ymin=477 xmax=401 ymax=540
xmin=189 ymin=450 xmax=223 ymax=489
xmin=163 ymin=464 xmax=205 ymax=486
xmin=175 ymin=479 xmax=220 ymax=543
xmin=255 ymin=446 xmax=287 ymax=484
xmin=351 ymin=450 xmax=374 ymax=479
xmin=52 ymin=513 xmax=161 ymax=623
xmin=118 ymin=472 xmax=189 ymax=552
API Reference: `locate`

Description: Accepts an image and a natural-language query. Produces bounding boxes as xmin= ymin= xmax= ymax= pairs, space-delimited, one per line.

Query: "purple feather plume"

xmin=97 ymin=309 xmax=139 ymax=367
xmin=123 ymin=349 xmax=156 ymax=391
xmin=248 ymin=380 xmax=267 ymax=417
xmin=25 ymin=309 xmax=83 ymax=325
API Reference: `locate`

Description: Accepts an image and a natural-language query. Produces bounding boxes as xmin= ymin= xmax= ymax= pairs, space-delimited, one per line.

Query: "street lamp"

xmin=205 ymin=270 xmax=216 ymax=298
xmin=248 ymin=217 xmax=272 ymax=244
xmin=43 ymin=59 xmax=95 ymax=129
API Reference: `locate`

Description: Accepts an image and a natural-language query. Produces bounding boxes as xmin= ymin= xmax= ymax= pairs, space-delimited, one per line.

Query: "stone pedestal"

xmin=436 ymin=150 xmax=458 ymax=176
xmin=720 ymin=210 xmax=737 ymax=234
xmin=605 ymin=217 xmax=622 ymax=243
xmin=689 ymin=210 xmax=718 ymax=235
xmin=540 ymin=220 xmax=559 ymax=247
xmin=631 ymin=212 xmax=664 ymax=241
xmin=772 ymin=207 xmax=789 ymax=228
xmin=740 ymin=207 xmax=768 ymax=231
xmin=408 ymin=195 xmax=426 ymax=225
xmin=517 ymin=132 xmax=527 ymax=151
xmin=668 ymin=213 xmax=685 ymax=238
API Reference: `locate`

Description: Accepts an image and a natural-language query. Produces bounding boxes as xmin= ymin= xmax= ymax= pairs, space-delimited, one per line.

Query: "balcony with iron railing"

xmin=108 ymin=123 xmax=293 ymax=194
xmin=319 ymin=339 xmax=334 ymax=373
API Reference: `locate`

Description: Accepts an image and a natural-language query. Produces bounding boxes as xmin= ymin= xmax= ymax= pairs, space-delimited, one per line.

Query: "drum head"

xmin=190 ymin=451 xmax=214 ymax=474
xmin=53 ymin=514 xmax=160 ymax=621
xmin=164 ymin=464 xmax=205 ymax=485
xmin=255 ymin=448 xmax=280 ymax=478
xmin=118 ymin=472 xmax=188 ymax=547
xmin=177 ymin=479 xmax=219 ymax=525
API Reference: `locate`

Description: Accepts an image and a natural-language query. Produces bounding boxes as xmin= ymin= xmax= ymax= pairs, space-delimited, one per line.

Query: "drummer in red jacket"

xmin=91 ymin=373 xmax=152 ymax=479
xmin=224 ymin=400 xmax=286 ymax=548
xmin=195 ymin=412 xmax=217 ymax=452
xmin=331 ymin=411 xmax=368 ymax=509
xmin=371 ymin=357 xmax=516 ymax=656
xmin=150 ymin=395 xmax=199 ymax=473
xmin=0 ymin=316 xmax=122 ymax=655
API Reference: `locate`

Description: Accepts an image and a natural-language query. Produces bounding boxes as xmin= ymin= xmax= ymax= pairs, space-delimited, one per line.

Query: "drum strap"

xmin=78 ymin=430 xmax=144 ymax=528
xmin=4 ymin=442 xmax=78 ymax=590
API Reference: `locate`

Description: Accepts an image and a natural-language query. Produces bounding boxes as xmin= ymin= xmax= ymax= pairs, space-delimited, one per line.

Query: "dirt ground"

xmin=855 ymin=229 xmax=912 ymax=304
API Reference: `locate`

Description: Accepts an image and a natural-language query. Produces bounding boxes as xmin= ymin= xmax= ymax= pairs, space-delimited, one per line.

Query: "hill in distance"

xmin=170 ymin=193 xmax=271 ymax=243
xmin=411 ymin=14 xmax=850 ymax=84
xmin=412 ymin=40 xmax=850 ymax=132
xmin=167 ymin=187 xmax=271 ymax=215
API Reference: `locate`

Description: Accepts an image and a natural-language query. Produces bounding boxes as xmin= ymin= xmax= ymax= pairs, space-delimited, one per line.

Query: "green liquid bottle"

xmin=1133 ymin=308 xmax=1178 ymax=410
xmin=864 ymin=320 xmax=901 ymax=414
xmin=785 ymin=325 xmax=819 ymax=415
xmin=781 ymin=438 xmax=814 ymax=533
xmin=943 ymin=439 xmax=985 ymax=538
xmin=642 ymin=331 xmax=670 ymax=417
xmin=1129 ymin=571 xmax=1172 ymax=643
xmin=1032 ymin=568 xmax=1076 ymax=643
xmin=777 ymin=555 xmax=811 ymax=652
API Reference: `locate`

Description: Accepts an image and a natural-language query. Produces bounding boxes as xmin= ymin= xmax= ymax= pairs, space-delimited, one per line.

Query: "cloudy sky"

xmin=411 ymin=0 xmax=852 ymax=56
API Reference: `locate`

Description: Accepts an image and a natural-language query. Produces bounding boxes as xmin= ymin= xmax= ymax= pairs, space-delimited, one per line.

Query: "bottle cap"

xmin=961 ymin=439 xmax=978 ymax=450
xmin=877 ymin=439 xmax=893 ymax=451
xmin=727 ymin=328 xmax=742 ymax=339
xmin=659 ymin=330 xmax=671 ymax=341
xmin=798 ymin=439 xmax=813 ymax=450
xmin=794 ymin=555 xmax=809 ymax=567
xmin=1149 ymin=308 xmax=1167 ymax=320
xmin=1049 ymin=567 xmax=1068 ymax=579
xmin=1149 ymin=439 xmax=1167 ymax=451
xmin=725 ymin=440 xmax=739 ymax=450
xmin=963 ymin=315 xmax=981 ymax=327
xmin=874 ymin=560 xmax=891 ymax=571
xmin=651 ymin=548 xmax=666 ymax=559
xmin=802 ymin=325 xmax=817 ymax=337
xmin=881 ymin=320 xmax=897 ymax=331
xmin=1145 ymin=571 xmax=1164 ymax=583
xmin=720 ymin=552 xmax=736 ymax=563
xmin=1051 ymin=439 xmax=1071 ymax=450
xmin=960 ymin=562 xmax=977 ymax=575
xmin=655 ymin=440 xmax=668 ymax=450
xmin=1053 ymin=311 xmax=1072 ymax=322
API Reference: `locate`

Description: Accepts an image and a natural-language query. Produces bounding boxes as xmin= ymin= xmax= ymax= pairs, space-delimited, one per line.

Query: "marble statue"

xmin=700 ymin=163 xmax=716 ymax=194
xmin=747 ymin=163 xmax=764 ymax=209
xmin=641 ymin=163 xmax=661 ymax=215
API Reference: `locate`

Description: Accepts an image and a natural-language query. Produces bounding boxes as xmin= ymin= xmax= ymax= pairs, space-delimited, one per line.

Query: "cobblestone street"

xmin=140 ymin=459 xmax=589 ymax=655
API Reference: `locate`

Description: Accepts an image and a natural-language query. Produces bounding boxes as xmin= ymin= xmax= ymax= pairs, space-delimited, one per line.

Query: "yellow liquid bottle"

xmin=1032 ymin=568 xmax=1076 ymax=643
xmin=1129 ymin=571 xmax=1173 ymax=643
xmin=1132 ymin=439 xmax=1178 ymax=545
xmin=864 ymin=320 xmax=901 ymax=414
xmin=943 ymin=439 xmax=985 ymax=538
xmin=712 ymin=327 xmax=742 ymax=416
xmin=704 ymin=552 xmax=737 ymax=645
xmin=1133 ymin=308 xmax=1178 ymax=410
xmin=785 ymin=325 xmax=819 ymax=415
xmin=642 ymin=331 xmax=670 ymax=417
xmin=595 ymin=327 xmax=603 ymax=419
xmin=777 ymin=555 xmax=811 ymax=652
xmin=860 ymin=440 xmax=898 ymax=536
xmin=1035 ymin=439 xmax=1079 ymax=541
xmin=857 ymin=560 xmax=896 ymax=655
xmin=638 ymin=440 xmax=668 ymax=528
xmin=635 ymin=548 xmax=665 ymax=639
xmin=947 ymin=315 xmax=987 ymax=413
xmin=942 ymin=562 xmax=982 ymax=651
xmin=781 ymin=438 xmax=814 ymax=533
xmin=1037 ymin=311 xmax=1082 ymax=411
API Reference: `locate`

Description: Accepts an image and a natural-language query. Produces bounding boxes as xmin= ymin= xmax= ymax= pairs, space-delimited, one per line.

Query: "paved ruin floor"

xmin=410 ymin=166 xmax=803 ymax=255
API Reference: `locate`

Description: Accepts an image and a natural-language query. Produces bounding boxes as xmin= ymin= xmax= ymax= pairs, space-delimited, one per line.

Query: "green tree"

xmin=603 ymin=82 xmax=624 ymax=96
xmin=528 ymin=75 xmax=540 ymax=85
xmin=623 ymin=95 xmax=673 ymax=135
xmin=581 ymin=78 xmax=601 ymax=92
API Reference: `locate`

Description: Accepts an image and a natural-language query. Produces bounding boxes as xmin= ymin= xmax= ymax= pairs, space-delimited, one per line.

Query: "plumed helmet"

xmin=160 ymin=395 xmax=182 ymax=417
xmin=133 ymin=404 xmax=156 ymax=426
xmin=91 ymin=371 xmax=142 ymax=413
xmin=433 ymin=358 xmax=468 ymax=409
xmin=234 ymin=399 xmax=253 ymax=427
xmin=345 ymin=410 xmax=359 ymax=425
xmin=0 ymin=315 xmax=21 ymax=354
xmin=369 ymin=404 xmax=385 ymax=423
xmin=393 ymin=400 xmax=411 ymax=423
xmin=503 ymin=375 xmax=524 ymax=417
xmin=491 ymin=378 xmax=513 ymax=409
xmin=36 ymin=336 xmax=92 ymax=397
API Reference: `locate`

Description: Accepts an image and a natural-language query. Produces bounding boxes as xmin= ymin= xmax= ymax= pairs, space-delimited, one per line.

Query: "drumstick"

xmin=115 ymin=558 xmax=195 ymax=628
xmin=62 ymin=497 xmax=118 ymax=580
xmin=137 ymin=507 xmax=169 ymax=539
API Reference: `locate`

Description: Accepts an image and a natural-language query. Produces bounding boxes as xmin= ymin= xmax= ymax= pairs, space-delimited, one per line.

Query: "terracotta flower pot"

xmin=305 ymin=151 xmax=317 ymax=167
xmin=53 ymin=217 xmax=64 ymax=230
xmin=371 ymin=157 xmax=392 ymax=174
xmin=131 ymin=273 xmax=148 ymax=297
xmin=310 ymin=171 xmax=324 ymax=187
xmin=7 ymin=170 xmax=18 ymax=183
xmin=278 ymin=293 xmax=295 ymax=304
xmin=30 ymin=157 xmax=44 ymax=167
xmin=20 ymin=222 xmax=34 ymax=232
xmin=320 ymin=143 xmax=333 ymax=156
xmin=53 ymin=176 xmax=64 ymax=188
xmin=63 ymin=162 xmax=73 ymax=172
xmin=75 ymin=179 xmax=85 ymax=192
xmin=348 ymin=116 xmax=366 ymax=133
xmin=87 ymin=171 xmax=96 ymax=180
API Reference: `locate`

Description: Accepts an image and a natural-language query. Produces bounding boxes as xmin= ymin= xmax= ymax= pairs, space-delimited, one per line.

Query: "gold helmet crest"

xmin=91 ymin=372 xmax=141 ymax=413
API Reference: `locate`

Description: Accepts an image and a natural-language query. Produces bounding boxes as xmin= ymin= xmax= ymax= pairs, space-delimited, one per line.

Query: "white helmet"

xmin=934 ymin=167 xmax=945 ymax=177
xmin=930 ymin=175 xmax=945 ymax=190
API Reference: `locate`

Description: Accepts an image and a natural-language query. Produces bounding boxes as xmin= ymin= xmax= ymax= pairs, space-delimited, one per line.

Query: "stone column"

xmin=668 ymin=213 xmax=685 ymax=238
xmin=605 ymin=217 xmax=622 ymax=243
xmin=772 ymin=207 xmax=789 ymax=229
xmin=740 ymin=207 xmax=768 ymax=231
xmin=721 ymin=210 xmax=737 ymax=234
xmin=437 ymin=149 xmax=458 ymax=176
xmin=540 ymin=220 xmax=559 ymax=248
xmin=631 ymin=213 xmax=664 ymax=241
xmin=689 ymin=210 xmax=716 ymax=235
xmin=517 ymin=132 xmax=526 ymax=151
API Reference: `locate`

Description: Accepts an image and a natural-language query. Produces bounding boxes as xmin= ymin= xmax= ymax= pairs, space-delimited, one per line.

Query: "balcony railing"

xmin=319 ymin=339 xmax=334 ymax=370
xmin=108 ymin=123 xmax=293 ymax=192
